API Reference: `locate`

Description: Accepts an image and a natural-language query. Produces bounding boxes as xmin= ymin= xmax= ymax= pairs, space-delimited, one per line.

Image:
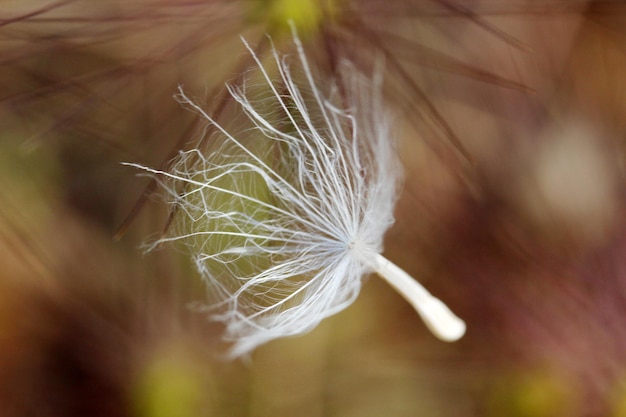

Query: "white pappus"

xmin=126 ymin=28 xmax=466 ymax=358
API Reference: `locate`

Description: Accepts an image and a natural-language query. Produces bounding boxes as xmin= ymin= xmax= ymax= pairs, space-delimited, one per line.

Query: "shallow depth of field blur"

xmin=1 ymin=1 xmax=625 ymax=416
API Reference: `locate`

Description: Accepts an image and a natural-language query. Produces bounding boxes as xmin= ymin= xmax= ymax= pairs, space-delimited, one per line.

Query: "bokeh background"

xmin=1 ymin=0 xmax=625 ymax=416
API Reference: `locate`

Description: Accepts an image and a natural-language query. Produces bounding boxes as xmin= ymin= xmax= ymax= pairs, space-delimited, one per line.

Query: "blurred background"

xmin=0 ymin=0 xmax=625 ymax=416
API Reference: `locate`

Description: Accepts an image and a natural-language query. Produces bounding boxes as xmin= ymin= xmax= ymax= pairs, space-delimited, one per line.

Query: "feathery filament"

xmin=127 ymin=30 xmax=465 ymax=357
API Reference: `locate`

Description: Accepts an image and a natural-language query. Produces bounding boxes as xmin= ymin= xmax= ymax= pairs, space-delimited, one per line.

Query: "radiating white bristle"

xmin=125 ymin=24 xmax=465 ymax=357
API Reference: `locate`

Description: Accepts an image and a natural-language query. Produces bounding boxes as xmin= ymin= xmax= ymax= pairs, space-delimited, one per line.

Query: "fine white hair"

xmin=127 ymin=27 xmax=464 ymax=358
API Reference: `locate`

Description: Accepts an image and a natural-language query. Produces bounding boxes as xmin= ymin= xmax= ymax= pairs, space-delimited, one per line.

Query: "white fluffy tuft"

xmin=126 ymin=29 xmax=464 ymax=358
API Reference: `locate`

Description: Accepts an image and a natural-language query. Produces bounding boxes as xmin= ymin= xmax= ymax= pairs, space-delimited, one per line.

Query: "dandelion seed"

xmin=126 ymin=28 xmax=465 ymax=358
